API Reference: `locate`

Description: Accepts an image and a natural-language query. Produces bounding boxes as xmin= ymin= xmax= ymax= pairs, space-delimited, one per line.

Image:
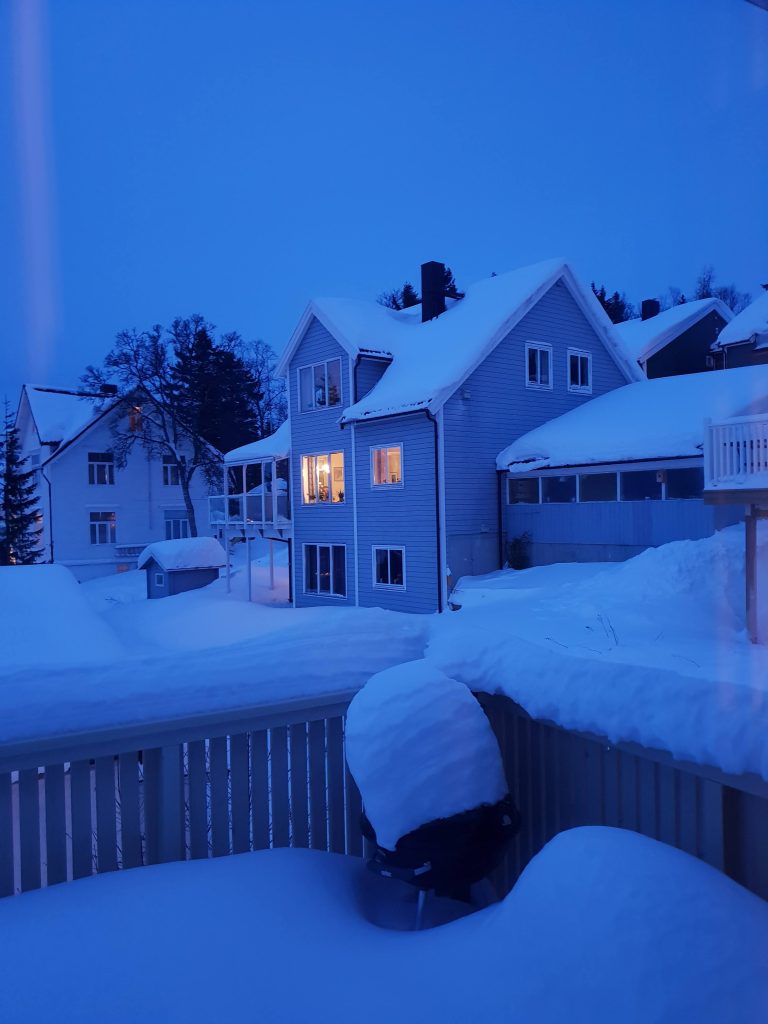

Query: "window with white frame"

xmin=371 ymin=445 xmax=402 ymax=486
xmin=164 ymin=510 xmax=190 ymax=540
xmin=88 ymin=452 xmax=115 ymax=485
xmin=155 ymin=573 xmax=165 ymax=587
xmin=525 ymin=343 xmax=552 ymax=389
xmin=301 ymin=452 xmax=344 ymax=504
xmin=304 ymin=543 xmax=346 ymax=597
xmin=567 ymin=349 xmax=592 ymax=393
xmin=162 ymin=455 xmax=180 ymax=486
xmin=89 ymin=510 xmax=116 ymax=545
xmin=373 ymin=546 xmax=405 ymax=588
xmin=298 ymin=358 xmax=342 ymax=412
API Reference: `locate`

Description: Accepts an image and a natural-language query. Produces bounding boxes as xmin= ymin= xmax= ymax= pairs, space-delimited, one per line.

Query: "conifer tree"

xmin=1 ymin=404 xmax=41 ymax=564
xmin=591 ymin=283 xmax=636 ymax=324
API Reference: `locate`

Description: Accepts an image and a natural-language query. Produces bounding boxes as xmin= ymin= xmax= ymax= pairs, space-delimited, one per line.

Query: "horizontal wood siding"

xmin=354 ymin=414 xmax=439 ymax=613
xmin=355 ymin=357 xmax=389 ymax=401
xmin=289 ymin=318 xmax=354 ymax=607
xmin=443 ymin=280 xmax=628 ymax=581
xmin=645 ymin=311 xmax=728 ymax=378
xmin=507 ymin=500 xmax=743 ymax=565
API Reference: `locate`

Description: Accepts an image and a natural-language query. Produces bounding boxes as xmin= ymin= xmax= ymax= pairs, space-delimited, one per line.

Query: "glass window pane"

xmin=569 ymin=353 xmax=579 ymax=386
xmin=228 ymin=466 xmax=244 ymax=495
xmin=314 ymin=364 xmax=327 ymax=407
xmin=372 ymin=447 xmax=386 ymax=485
xmin=541 ymin=476 xmax=576 ymax=503
xmin=276 ymin=459 xmax=290 ymax=520
xmin=299 ymin=366 xmax=314 ymax=411
xmin=332 ymin=546 xmax=346 ymax=596
xmin=318 ymin=546 xmax=331 ymax=592
xmin=331 ymin=452 xmax=344 ymax=502
xmin=508 ymin=478 xmax=539 ymax=504
xmin=527 ymin=347 xmax=537 ymax=384
xmin=389 ymin=549 xmax=404 ymax=586
xmin=540 ymin=348 xmax=550 ymax=386
xmin=580 ymin=356 xmax=590 ymax=387
xmin=621 ymin=470 xmax=662 ymax=501
xmin=326 ymin=359 xmax=341 ymax=407
xmin=305 ymin=545 xmax=317 ymax=592
xmin=375 ymin=548 xmax=389 ymax=585
xmin=666 ymin=467 xmax=704 ymax=500
xmin=579 ymin=473 xmax=616 ymax=502
xmin=302 ymin=456 xmax=317 ymax=504
xmin=317 ymin=454 xmax=330 ymax=502
xmin=387 ymin=446 xmax=402 ymax=484
xmin=263 ymin=462 xmax=273 ymax=522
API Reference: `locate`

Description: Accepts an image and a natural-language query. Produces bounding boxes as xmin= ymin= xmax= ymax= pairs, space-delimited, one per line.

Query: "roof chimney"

xmin=641 ymin=298 xmax=660 ymax=321
xmin=421 ymin=261 xmax=446 ymax=323
xmin=100 ymin=384 xmax=118 ymax=397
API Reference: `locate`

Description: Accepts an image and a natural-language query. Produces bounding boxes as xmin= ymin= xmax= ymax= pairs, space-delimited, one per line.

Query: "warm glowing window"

xmin=301 ymin=452 xmax=344 ymax=504
xmin=298 ymin=358 xmax=342 ymax=411
xmin=371 ymin=445 xmax=402 ymax=486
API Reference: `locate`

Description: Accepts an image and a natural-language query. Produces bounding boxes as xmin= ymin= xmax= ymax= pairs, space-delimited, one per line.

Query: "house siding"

xmin=442 ymin=279 xmax=628 ymax=584
xmin=355 ymin=357 xmax=390 ymax=402
xmin=354 ymin=414 xmax=439 ymax=614
xmin=644 ymin=311 xmax=728 ymax=378
xmin=289 ymin=317 xmax=355 ymax=607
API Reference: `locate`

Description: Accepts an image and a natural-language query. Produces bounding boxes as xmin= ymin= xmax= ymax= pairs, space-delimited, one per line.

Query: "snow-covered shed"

xmin=613 ymin=298 xmax=732 ymax=379
xmin=711 ymin=289 xmax=768 ymax=368
xmin=496 ymin=365 xmax=768 ymax=565
xmin=137 ymin=537 xmax=227 ymax=599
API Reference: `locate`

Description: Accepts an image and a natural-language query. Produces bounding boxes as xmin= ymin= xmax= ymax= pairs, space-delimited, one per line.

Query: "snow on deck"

xmin=224 ymin=420 xmax=291 ymax=463
xmin=715 ymin=289 xmax=768 ymax=349
xmin=612 ymin=298 xmax=731 ymax=364
xmin=497 ymin=363 xmax=768 ymax=470
xmin=137 ymin=537 xmax=227 ymax=571
xmin=1 ymin=829 xmax=765 ymax=1023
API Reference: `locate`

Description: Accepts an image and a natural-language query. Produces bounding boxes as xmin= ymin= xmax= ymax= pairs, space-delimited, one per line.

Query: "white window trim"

xmin=369 ymin=444 xmax=404 ymax=488
xmin=302 ymin=542 xmax=347 ymax=598
xmin=89 ymin=511 xmax=117 ymax=546
xmin=300 ymin=451 xmax=345 ymax=506
xmin=154 ymin=573 xmax=165 ymax=587
xmin=372 ymin=545 xmax=407 ymax=590
xmin=162 ymin=457 xmax=181 ymax=486
xmin=87 ymin=452 xmax=115 ymax=486
xmin=567 ymin=348 xmax=593 ymax=394
xmin=296 ymin=357 xmax=343 ymax=413
xmin=524 ymin=342 xmax=553 ymax=391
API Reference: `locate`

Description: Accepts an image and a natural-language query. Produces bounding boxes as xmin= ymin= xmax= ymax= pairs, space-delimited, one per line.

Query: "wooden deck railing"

xmin=1 ymin=691 xmax=766 ymax=901
xmin=704 ymin=413 xmax=768 ymax=491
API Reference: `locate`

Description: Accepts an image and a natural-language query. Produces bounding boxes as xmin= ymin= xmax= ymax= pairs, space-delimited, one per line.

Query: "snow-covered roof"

xmin=497 ymin=364 xmax=768 ymax=471
xmin=137 ymin=537 xmax=227 ymax=572
xmin=278 ymin=259 xmax=641 ymax=423
xmin=23 ymin=385 xmax=109 ymax=448
xmin=713 ymin=290 xmax=768 ymax=350
xmin=224 ymin=420 xmax=291 ymax=464
xmin=612 ymin=298 xmax=732 ymax=365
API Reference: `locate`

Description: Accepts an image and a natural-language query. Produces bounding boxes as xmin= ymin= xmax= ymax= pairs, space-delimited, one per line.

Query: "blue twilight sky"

xmin=1 ymin=0 xmax=767 ymax=402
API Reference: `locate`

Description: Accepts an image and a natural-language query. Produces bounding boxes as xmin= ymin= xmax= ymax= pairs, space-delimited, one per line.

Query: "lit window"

xmin=301 ymin=452 xmax=344 ymax=504
xmin=372 ymin=445 xmax=403 ymax=486
xmin=568 ymin=349 xmax=592 ymax=393
xmin=373 ymin=546 xmax=405 ymax=588
xmin=89 ymin=511 xmax=116 ymax=545
xmin=304 ymin=544 xmax=346 ymax=597
xmin=128 ymin=407 xmax=143 ymax=432
xmin=298 ymin=358 xmax=342 ymax=411
xmin=525 ymin=343 xmax=552 ymax=389
xmin=88 ymin=452 xmax=115 ymax=485
xmin=163 ymin=456 xmax=180 ymax=486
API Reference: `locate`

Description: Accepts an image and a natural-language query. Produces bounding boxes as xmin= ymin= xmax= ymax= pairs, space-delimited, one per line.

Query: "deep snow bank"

xmin=0 ymin=565 xmax=123 ymax=670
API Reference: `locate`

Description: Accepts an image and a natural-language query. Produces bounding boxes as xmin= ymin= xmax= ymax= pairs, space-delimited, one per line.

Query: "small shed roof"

xmin=224 ymin=420 xmax=291 ymax=464
xmin=497 ymin=364 xmax=768 ymax=472
xmin=612 ymin=299 xmax=732 ymax=365
xmin=137 ymin=537 xmax=227 ymax=572
xmin=713 ymin=290 xmax=768 ymax=350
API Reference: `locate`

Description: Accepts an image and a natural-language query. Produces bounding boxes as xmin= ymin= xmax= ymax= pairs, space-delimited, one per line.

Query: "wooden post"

xmin=269 ymin=540 xmax=274 ymax=591
xmin=246 ymin=535 xmax=252 ymax=602
xmin=746 ymin=507 xmax=758 ymax=644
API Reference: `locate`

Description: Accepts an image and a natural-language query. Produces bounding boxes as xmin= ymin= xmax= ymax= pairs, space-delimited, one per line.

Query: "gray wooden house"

xmin=138 ymin=537 xmax=227 ymax=599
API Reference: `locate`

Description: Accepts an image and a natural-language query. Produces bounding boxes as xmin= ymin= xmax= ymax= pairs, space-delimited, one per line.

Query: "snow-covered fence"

xmin=479 ymin=695 xmax=768 ymax=901
xmin=705 ymin=413 xmax=768 ymax=489
xmin=1 ymin=690 xmax=766 ymax=901
xmin=0 ymin=691 xmax=363 ymax=897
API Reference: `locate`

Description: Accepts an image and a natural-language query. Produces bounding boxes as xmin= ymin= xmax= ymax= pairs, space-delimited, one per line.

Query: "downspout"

xmin=40 ymin=465 xmax=54 ymax=562
xmin=497 ymin=470 xmax=505 ymax=569
xmin=424 ymin=410 xmax=444 ymax=613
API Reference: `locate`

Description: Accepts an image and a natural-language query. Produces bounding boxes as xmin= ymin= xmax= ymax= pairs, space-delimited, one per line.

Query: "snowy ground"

xmin=1 ymin=827 xmax=765 ymax=1024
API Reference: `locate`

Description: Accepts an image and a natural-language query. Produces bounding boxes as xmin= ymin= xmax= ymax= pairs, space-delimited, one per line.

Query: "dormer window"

xmin=298 ymin=358 xmax=342 ymax=412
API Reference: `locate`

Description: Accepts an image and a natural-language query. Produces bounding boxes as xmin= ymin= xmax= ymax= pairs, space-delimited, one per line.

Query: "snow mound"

xmin=0 ymin=564 xmax=123 ymax=671
xmin=345 ymin=661 xmax=507 ymax=850
xmin=137 ymin=537 xmax=226 ymax=571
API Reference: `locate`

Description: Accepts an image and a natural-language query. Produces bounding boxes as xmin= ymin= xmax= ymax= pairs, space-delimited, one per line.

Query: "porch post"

xmin=746 ymin=506 xmax=757 ymax=643
xmin=269 ymin=540 xmax=275 ymax=591
xmin=246 ymin=535 xmax=252 ymax=602
xmin=225 ymin=463 xmax=231 ymax=594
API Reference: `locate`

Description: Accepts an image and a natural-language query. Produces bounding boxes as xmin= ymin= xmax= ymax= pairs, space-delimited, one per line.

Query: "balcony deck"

xmin=703 ymin=413 xmax=768 ymax=505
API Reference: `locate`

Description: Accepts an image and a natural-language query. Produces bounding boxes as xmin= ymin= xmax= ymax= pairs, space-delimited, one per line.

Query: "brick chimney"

xmin=641 ymin=298 xmax=661 ymax=321
xmin=421 ymin=261 xmax=446 ymax=322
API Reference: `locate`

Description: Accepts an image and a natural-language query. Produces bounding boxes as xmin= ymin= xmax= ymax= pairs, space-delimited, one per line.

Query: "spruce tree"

xmin=2 ymin=405 xmax=41 ymax=565
xmin=591 ymin=283 xmax=636 ymax=324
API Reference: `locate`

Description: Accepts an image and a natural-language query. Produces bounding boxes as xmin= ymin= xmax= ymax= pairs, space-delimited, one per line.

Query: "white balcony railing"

xmin=704 ymin=413 xmax=768 ymax=491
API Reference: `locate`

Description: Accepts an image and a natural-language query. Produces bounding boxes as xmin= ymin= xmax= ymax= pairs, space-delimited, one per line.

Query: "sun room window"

xmin=371 ymin=445 xmax=402 ymax=486
xmin=301 ymin=452 xmax=344 ymax=504
xmin=304 ymin=544 xmax=346 ymax=597
xmin=298 ymin=358 xmax=342 ymax=412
